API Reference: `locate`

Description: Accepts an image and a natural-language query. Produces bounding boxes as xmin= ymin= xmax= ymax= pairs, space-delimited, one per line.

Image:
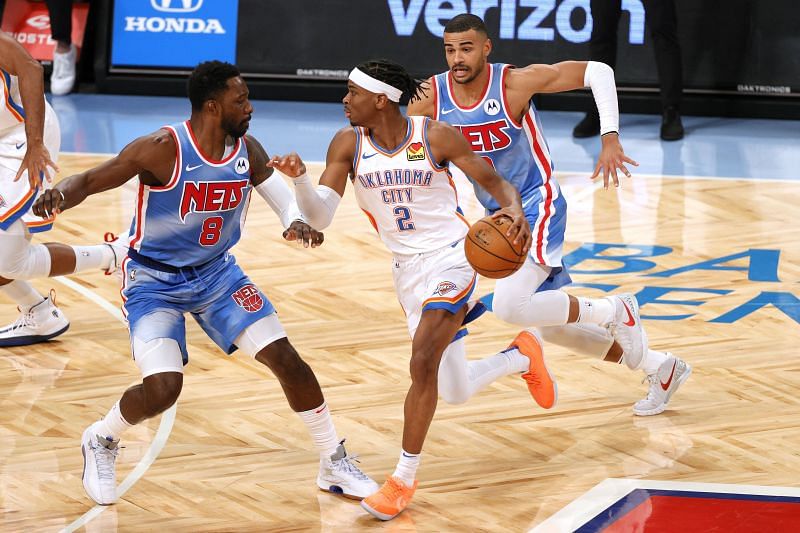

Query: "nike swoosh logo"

xmin=440 ymin=108 xmax=456 ymax=115
xmin=315 ymin=405 xmax=327 ymax=414
xmin=185 ymin=164 xmax=202 ymax=172
xmin=622 ymin=301 xmax=636 ymax=327
xmin=362 ymin=152 xmax=377 ymax=159
xmin=15 ymin=142 xmax=25 ymax=149
xmin=660 ymin=360 xmax=677 ymax=390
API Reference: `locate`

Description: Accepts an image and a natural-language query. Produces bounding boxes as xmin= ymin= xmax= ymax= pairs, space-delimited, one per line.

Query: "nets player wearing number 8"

xmin=32 ymin=61 xmax=378 ymax=506
xmin=269 ymin=59 xmax=557 ymax=521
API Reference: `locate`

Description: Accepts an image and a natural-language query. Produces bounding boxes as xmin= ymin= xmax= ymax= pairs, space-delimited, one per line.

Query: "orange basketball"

xmin=465 ymin=215 xmax=526 ymax=279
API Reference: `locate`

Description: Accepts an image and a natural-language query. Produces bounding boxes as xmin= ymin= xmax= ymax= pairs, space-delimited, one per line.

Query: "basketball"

xmin=465 ymin=215 xmax=527 ymax=278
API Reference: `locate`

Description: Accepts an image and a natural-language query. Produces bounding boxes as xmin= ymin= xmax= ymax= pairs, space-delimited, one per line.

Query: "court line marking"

xmin=530 ymin=477 xmax=800 ymax=532
xmin=52 ymin=276 xmax=177 ymax=533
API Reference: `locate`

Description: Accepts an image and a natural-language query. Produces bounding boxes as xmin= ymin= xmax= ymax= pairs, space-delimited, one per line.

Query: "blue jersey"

xmin=128 ymin=120 xmax=252 ymax=267
xmin=432 ymin=63 xmax=568 ymax=269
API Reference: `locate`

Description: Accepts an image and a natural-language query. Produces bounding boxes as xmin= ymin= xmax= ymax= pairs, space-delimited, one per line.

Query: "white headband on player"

xmin=348 ymin=68 xmax=402 ymax=102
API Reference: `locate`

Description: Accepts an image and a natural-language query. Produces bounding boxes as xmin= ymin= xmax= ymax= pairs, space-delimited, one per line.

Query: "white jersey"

xmin=0 ymin=69 xmax=25 ymax=135
xmin=0 ymin=69 xmax=60 ymax=233
xmin=351 ymin=116 xmax=469 ymax=255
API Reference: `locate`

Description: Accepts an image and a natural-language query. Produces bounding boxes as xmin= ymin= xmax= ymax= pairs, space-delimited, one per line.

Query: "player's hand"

xmin=590 ymin=133 xmax=638 ymax=189
xmin=14 ymin=141 xmax=59 ymax=190
xmin=492 ymin=208 xmax=532 ymax=253
xmin=32 ymin=186 xmax=67 ymax=218
xmin=283 ymin=219 xmax=324 ymax=248
xmin=267 ymin=153 xmax=307 ymax=178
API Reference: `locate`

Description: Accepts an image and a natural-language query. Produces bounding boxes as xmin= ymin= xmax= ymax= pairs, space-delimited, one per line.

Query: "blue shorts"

xmin=121 ymin=251 xmax=276 ymax=363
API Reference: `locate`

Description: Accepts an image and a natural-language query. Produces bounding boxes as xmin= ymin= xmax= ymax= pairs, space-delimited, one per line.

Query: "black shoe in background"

xmin=660 ymin=106 xmax=684 ymax=141
xmin=573 ymin=112 xmax=600 ymax=138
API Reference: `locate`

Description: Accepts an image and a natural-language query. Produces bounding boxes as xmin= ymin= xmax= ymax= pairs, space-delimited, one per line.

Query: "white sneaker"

xmin=633 ymin=355 xmax=692 ymax=416
xmin=51 ymin=45 xmax=77 ymax=96
xmin=103 ymin=232 xmax=129 ymax=278
xmin=317 ymin=440 xmax=379 ymax=500
xmin=0 ymin=290 xmax=69 ymax=347
xmin=607 ymin=294 xmax=648 ymax=370
xmin=81 ymin=422 xmax=119 ymax=505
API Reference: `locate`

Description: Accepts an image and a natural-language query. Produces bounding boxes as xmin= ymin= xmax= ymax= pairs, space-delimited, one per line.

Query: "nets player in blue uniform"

xmin=33 ymin=61 xmax=378 ymax=505
xmin=409 ymin=14 xmax=691 ymax=416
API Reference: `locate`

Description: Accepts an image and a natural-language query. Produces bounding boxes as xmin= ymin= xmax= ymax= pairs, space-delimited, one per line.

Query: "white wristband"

xmin=584 ymin=61 xmax=620 ymax=136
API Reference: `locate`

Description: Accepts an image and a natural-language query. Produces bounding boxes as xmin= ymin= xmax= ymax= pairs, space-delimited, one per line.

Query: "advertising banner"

xmin=108 ymin=0 xmax=798 ymax=97
xmin=1 ymin=0 xmax=90 ymax=62
xmin=111 ymin=0 xmax=239 ymax=68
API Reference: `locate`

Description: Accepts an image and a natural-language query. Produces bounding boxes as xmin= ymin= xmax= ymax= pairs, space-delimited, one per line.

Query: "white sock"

xmin=641 ymin=350 xmax=670 ymax=375
xmin=392 ymin=449 xmax=420 ymax=485
xmin=502 ymin=347 xmax=530 ymax=373
xmin=297 ymin=402 xmax=340 ymax=458
xmin=0 ymin=280 xmax=45 ymax=312
xmin=94 ymin=401 xmax=133 ymax=441
xmin=72 ymin=245 xmax=115 ymax=273
xmin=539 ymin=324 xmax=615 ymax=359
xmin=575 ymin=297 xmax=615 ymax=326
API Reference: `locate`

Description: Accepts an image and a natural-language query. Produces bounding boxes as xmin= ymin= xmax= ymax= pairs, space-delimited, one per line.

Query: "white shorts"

xmin=392 ymin=239 xmax=480 ymax=340
xmin=0 ymin=101 xmax=61 ymax=234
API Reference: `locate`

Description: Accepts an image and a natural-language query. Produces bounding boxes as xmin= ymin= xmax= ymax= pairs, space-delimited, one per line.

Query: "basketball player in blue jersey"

xmin=270 ymin=59 xmax=559 ymax=521
xmin=0 ymin=32 xmax=126 ymax=347
xmin=408 ymin=14 xmax=691 ymax=417
xmin=32 ymin=61 xmax=378 ymax=505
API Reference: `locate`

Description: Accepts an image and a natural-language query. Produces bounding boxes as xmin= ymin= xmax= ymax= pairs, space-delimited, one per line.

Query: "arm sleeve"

xmin=253 ymin=175 xmax=304 ymax=229
xmin=293 ymin=174 xmax=342 ymax=230
xmin=584 ymin=61 xmax=620 ymax=136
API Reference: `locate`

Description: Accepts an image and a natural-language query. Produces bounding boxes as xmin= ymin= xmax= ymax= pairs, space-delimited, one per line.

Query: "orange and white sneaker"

xmin=508 ymin=330 xmax=558 ymax=409
xmin=360 ymin=476 xmax=418 ymax=521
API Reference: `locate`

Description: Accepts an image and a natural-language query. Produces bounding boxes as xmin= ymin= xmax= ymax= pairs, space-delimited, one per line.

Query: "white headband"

xmin=348 ymin=68 xmax=402 ymax=102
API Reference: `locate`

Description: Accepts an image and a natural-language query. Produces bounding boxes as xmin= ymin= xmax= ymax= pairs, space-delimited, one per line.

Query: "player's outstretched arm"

xmin=32 ymin=132 xmax=173 ymax=219
xmin=0 ymin=32 xmax=58 ymax=189
xmin=427 ymin=121 xmax=531 ymax=253
xmin=267 ymin=127 xmax=354 ymax=231
xmin=246 ymin=135 xmax=323 ymax=248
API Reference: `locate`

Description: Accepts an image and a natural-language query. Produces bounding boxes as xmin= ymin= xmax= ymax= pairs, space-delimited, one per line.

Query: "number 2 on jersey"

xmin=393 ymin=206 xmax=415 ymax=231
xmin=199 ymin=216 xmax=224 ymax=246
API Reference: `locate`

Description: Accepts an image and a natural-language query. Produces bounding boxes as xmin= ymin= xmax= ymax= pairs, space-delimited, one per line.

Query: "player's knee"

xmin=256 ymin=338 xmax=310 ymax=379
xmin=142 ymin=372 xmax=182 ymax=417
xmin=439 ymin=384 xmax=470 ymax=405
xmin=0 ymin=243 xmax=50 ymax=280
xmin=492 ymin=289 xmax=525 ymax=325
xmin=409 ymin=348 xmax=440 ymax=387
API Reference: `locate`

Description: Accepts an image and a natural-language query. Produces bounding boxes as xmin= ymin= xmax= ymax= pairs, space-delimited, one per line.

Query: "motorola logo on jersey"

xmin=484 ymin=99 xmax=501 ymax=116
xmin=387 ymin=0 xmax=645 ymax=45
xmin=234 ymin=157 xmax=249 ymax=174
xmin=456 ymin=120 xmax=512 ymax=153
xmin=151 ymin=0 xmax=203 ymax=13
xmin=179 ymin=179 xmax=249 ymax=222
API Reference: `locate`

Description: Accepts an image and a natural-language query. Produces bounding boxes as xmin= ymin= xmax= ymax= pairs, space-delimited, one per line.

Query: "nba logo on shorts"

xmin=0 ymin=194 xmax=6 ymax=209
xmin=232 ymin=284 xmax=263 ymax=312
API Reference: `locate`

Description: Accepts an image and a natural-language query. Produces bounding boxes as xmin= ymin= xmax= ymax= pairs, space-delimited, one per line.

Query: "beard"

xmin=223 ymin=117 xmax=249 ymax=139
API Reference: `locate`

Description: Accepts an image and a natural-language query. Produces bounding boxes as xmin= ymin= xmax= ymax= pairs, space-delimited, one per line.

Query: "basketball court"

xmin=1 ymin=95 xmax=799 ymax=531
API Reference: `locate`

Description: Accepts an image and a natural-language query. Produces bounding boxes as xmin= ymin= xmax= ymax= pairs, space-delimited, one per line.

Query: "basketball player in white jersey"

xmin=269 ymin=59 xmax=559 ymax=521
xmin=0 ymin=32 xmax=126 ymax=347
xmin=33 ymin=61 xmax=377 ymax=505
xmin=408 ymin=14 xmax=691 ymax=417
